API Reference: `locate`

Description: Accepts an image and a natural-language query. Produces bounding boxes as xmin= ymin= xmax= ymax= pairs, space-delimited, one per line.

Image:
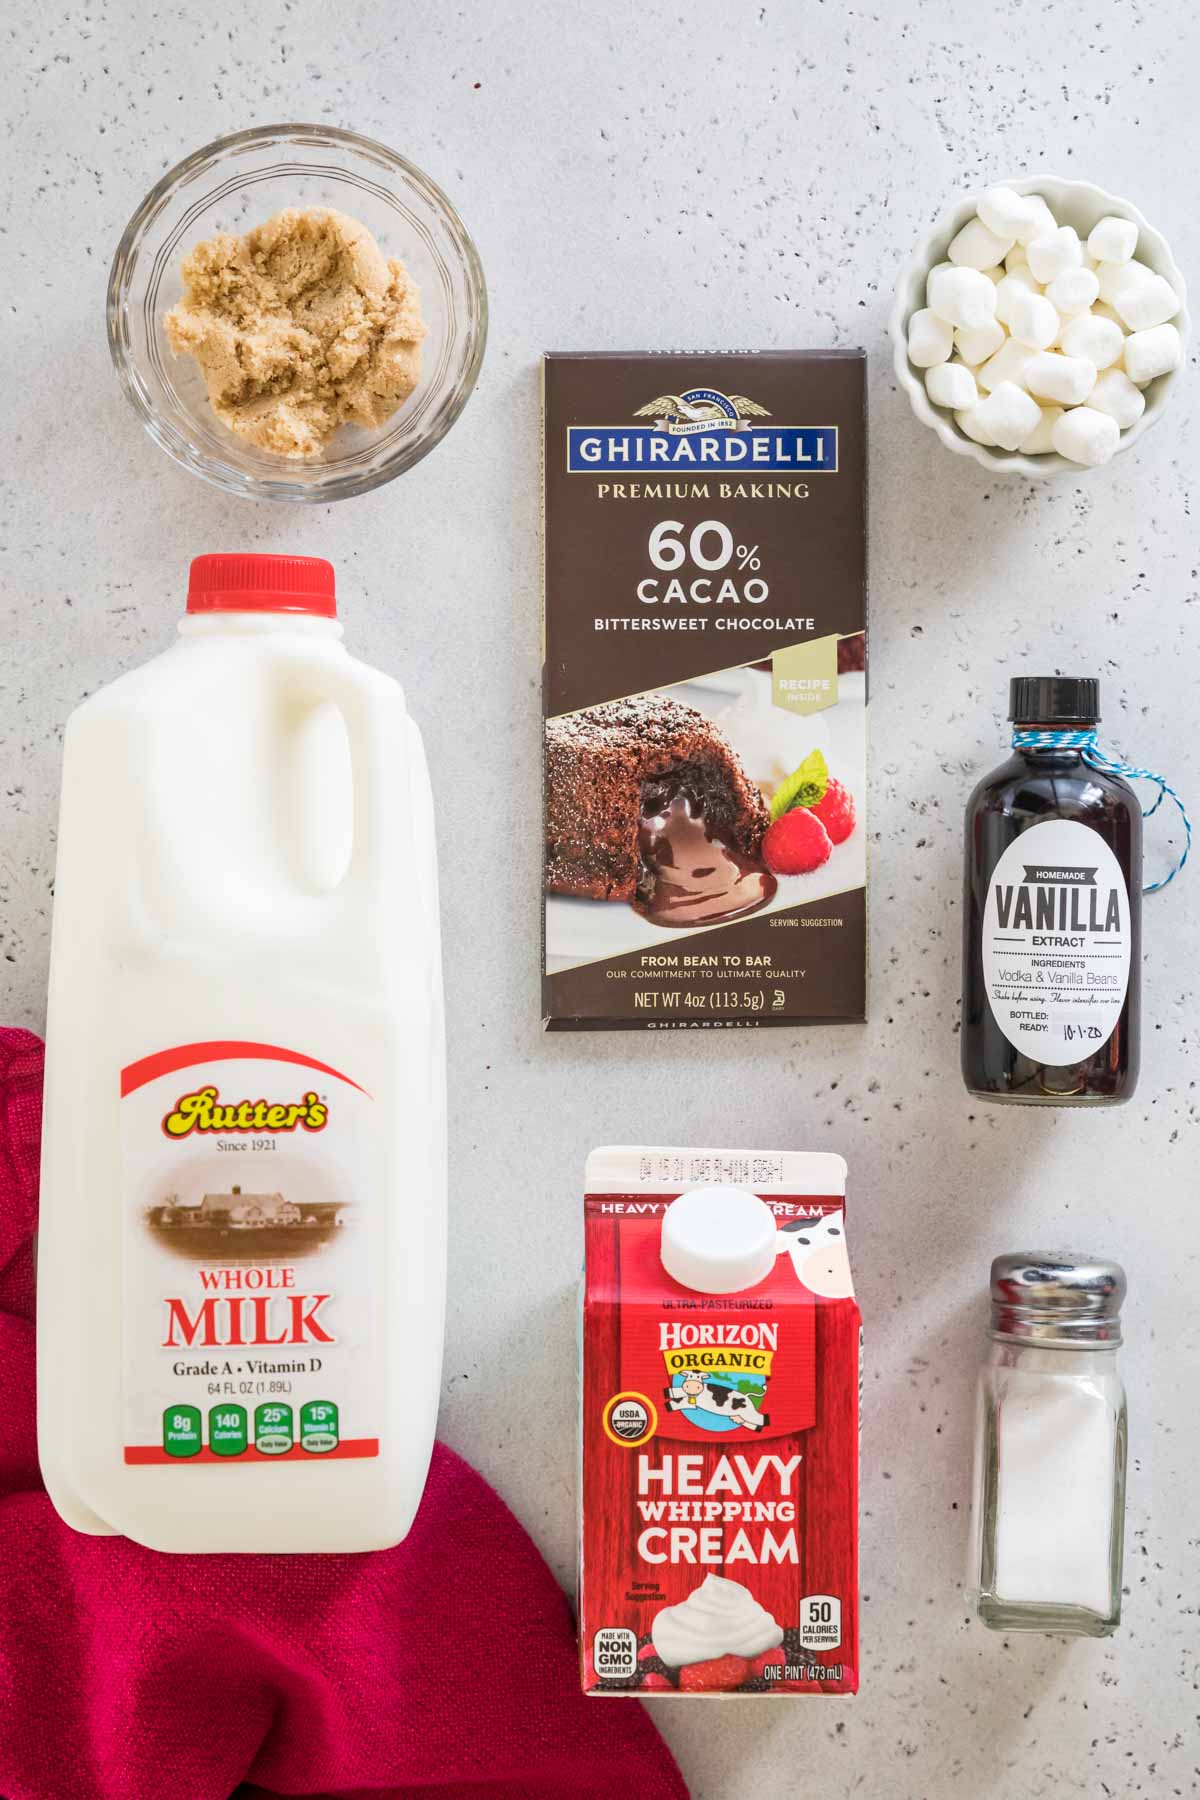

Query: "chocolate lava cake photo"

xmin=544 ymin=696 xmax=775 ymax=930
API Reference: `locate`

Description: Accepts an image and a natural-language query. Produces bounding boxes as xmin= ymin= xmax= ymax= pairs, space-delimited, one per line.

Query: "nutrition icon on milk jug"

xmin=38 ymin=554 xmax=446 ymax=1554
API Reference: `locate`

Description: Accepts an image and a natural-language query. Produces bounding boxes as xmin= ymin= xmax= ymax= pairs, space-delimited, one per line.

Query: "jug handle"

xmin=279 ymin=650 xmax=409 ymax=905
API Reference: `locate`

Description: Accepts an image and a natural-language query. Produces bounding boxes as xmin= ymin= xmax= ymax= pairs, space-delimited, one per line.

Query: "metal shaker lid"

xmin=990 ymin=1252 xmax=1126 ymax=1346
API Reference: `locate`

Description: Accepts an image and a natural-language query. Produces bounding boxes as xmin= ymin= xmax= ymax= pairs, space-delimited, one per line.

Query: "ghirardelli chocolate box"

xmin=579 ymin=1146 xmax=860 ymax=1696
xmin=542 ymin=351 xmax=868 ymax=1030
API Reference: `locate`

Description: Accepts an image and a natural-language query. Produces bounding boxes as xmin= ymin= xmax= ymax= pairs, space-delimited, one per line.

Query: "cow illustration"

xmin=778 ymin=1210 xmax=854 ymax=1298
xmin=665 ymin=1371 xmax=769 ymax=1432
xmin=665 ymin=1369 xmax=707 ymax=1410
xmin=695 ymin=1382 xmax=769 ymax=1432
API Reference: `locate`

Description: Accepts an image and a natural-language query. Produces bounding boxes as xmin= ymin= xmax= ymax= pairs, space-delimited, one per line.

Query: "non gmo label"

xmin=981 ymin=820 xmax=1131 ymax=1066
xmin=593 ymin=1627 xmax=638 ymax=1680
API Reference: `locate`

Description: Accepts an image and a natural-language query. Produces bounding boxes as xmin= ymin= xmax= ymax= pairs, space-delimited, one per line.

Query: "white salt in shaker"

xmin=967 ymin=1253 xmax=1127 ymax=1636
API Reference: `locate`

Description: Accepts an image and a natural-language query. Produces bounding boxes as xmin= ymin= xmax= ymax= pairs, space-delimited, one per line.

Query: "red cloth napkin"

xmin=0 ymin=1029 xmax=686 ymax=1800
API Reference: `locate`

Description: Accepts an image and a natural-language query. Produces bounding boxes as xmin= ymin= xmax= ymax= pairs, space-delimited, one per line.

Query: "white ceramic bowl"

xmin=890 ymin=175 xmax=1189 ymax=476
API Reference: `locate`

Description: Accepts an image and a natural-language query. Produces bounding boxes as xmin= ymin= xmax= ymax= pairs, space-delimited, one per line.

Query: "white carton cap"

xmin=660 ymin=1185 xmax=778 ymax=1294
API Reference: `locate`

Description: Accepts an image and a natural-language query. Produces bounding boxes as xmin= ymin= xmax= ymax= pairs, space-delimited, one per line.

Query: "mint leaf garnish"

xmin=769 ymin=749 xmax=829 ymax=822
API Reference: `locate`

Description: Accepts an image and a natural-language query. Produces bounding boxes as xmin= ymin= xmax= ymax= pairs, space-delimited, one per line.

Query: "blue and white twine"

xmin=1011 ymin=728 xmax=1191 ymax=893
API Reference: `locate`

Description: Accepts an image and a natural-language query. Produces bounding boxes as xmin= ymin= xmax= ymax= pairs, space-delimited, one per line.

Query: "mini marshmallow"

xmin=954 ymin=317 xmax=1006 ymax=365
xmin=1096 ymin=260 xmax=1141 ymax=307
xmin=994 ymin=269 xmax=1039 ymax=326
xmin=1109 ymin=269 xmax=1181 ymax=332
xmin=1026 ymin=226 xmax=1084 ymax=284
xmin=1024 ymin=351 xmax=1097 ymax=405
xmin=1088 ymin=368 xmax=1146 ymax=429
xmin=971 ymin=381 xmax=1043 ymax=452
xmin=1014 ymin=193 xmax=1058 ymax=245
xmin=1123 ymin=322 xmax=1183 ymax=385
xmin=1005 ymin=243 xmax=1029 ymax=272
xmin=1046 ymin=266 xmax=1100 ymax=315
xmin=925 ymin=361 xmax=979 ymax=410
xmin=1091 ymin=300 xmax=1126 ymax=327
xmin=978 ymin=186 xmax=1041 ymax=241
xmin=928 ymin=264 xmax=999 ymax=330
xmin=1018 ymin=405 xmax=1064 ymax=455
xmin=978 ymin=337 xmax=1037 ymax=392
xmin=1087 ymin=215 xmax=1138 ymax=265
xmin=1058 ymin=312 xmax=1125 ymax=371
xmin=908 ymin=307 xmax=955 ymax=368
xmin=926 ymin=260 xmax=953 ymax=305
xmin=1095 ymin=260 xmax=1176 ymax=329
xmin=956 ymin=407 xmax=996 ymax=446
xmin=1006 ymin=288 xmax=1060 ymax=350
xmin=1051 ymin=406 xmax=1121 ymax=468
xmin=949 ymin=215 xmax=1015 ymax=270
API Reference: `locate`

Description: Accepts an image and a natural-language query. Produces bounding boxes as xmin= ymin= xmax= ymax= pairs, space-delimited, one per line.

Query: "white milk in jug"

xmin=37 ymin=553 xmax=445 ymax=1552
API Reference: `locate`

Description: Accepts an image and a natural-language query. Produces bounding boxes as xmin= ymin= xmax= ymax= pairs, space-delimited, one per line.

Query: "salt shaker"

xmin=968 ymin=1253 xmax=1127 ymax=1636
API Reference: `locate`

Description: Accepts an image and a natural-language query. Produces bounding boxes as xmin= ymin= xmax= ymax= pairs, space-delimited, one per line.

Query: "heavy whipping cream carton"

xmin=580 ymin=1147 xmax=859 ymax=1695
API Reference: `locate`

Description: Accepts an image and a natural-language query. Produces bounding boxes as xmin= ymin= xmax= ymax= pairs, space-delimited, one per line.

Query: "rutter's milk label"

xmin=121 ymin=1041 xmax=379 ymax=1465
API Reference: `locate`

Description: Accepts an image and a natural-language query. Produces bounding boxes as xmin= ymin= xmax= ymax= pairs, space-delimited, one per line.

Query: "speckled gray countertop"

xmin=3 ymin=3 xmax=1199 ymax=1796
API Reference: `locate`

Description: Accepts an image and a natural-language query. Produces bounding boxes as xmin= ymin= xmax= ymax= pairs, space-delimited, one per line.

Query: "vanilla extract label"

xmin=981 ymin=821 xmax=1131 ymax=1067
xmin=994 ymin=875 xmax=1122 ymax=934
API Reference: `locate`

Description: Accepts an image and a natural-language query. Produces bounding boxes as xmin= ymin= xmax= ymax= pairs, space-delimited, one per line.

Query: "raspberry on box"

xmin=810 ymin=776 xmax=856 ymax=845
xmin=678 ymin=1654 xmax=752 ymax=1693
xmin=762 ymin=807 xmax=833 ymax=876
xmin=637 ymin=1640 xmax=673 ymax=1680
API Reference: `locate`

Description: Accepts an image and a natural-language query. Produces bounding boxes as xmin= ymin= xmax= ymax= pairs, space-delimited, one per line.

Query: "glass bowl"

xmin=107 ymin=124 xmax=487 ymax=502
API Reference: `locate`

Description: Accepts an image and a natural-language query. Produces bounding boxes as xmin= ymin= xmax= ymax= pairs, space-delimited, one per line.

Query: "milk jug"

xmin=37 ymin=553 xmax=445 ymax=1553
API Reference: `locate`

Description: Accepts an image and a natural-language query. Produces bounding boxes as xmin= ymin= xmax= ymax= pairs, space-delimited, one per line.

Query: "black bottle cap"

xmin=1008 ymin=676 xmax=1100 ymax=725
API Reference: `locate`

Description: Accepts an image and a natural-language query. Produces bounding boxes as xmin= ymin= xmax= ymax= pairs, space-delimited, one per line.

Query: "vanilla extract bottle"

xmin=962 ymin=678 xmax=1141 ymax=1105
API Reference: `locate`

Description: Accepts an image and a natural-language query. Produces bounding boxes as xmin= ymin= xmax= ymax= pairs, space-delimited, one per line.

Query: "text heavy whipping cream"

xmin=580 ymin=1148 xmax=860 ymax=1696
xmin=37 ymin=554 xmax=446 ymax=1552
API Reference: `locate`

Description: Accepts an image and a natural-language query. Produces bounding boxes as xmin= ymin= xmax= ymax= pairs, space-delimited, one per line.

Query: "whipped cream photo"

xmin=651 ymin=1576 xmax=784 ymax=1668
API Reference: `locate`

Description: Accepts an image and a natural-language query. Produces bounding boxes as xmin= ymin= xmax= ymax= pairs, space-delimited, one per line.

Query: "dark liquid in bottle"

xmin=962 ymin=713 xmax=1142 ymax=1106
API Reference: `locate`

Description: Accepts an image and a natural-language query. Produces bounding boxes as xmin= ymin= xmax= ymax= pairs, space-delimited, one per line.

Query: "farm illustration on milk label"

xmin=580 ymin=1147 xmax=860 ymax=1696
xmin=121 ymin=1041 xmax=377 ymax=1464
